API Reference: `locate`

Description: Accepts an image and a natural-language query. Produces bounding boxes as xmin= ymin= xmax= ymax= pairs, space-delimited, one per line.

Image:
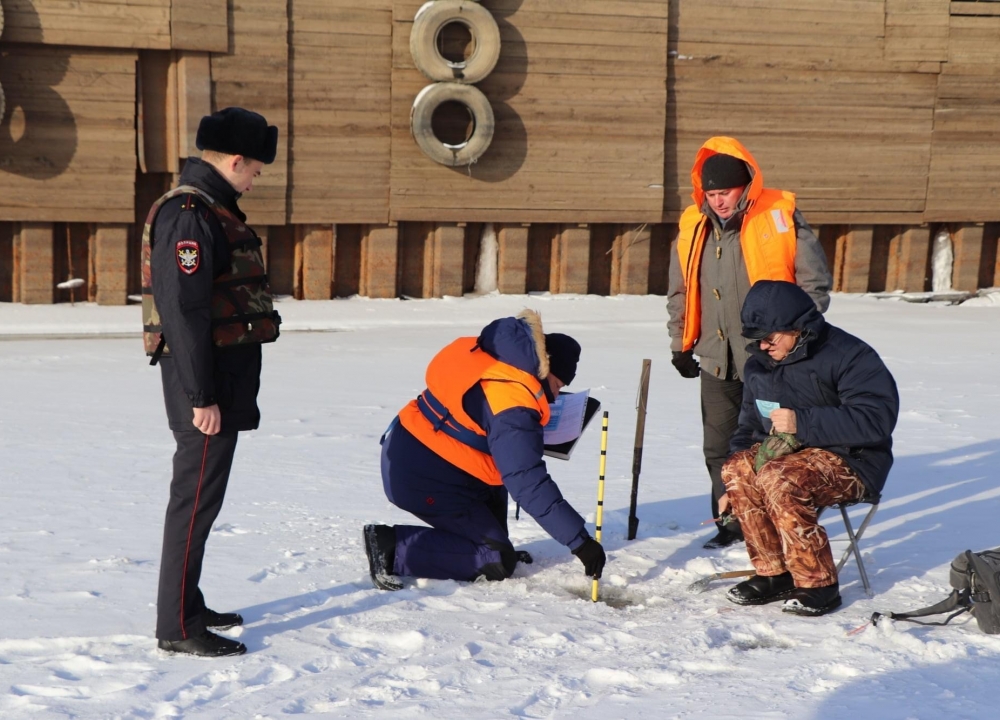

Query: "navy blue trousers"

xmin=381 ymin=423 xmax=516 ymax=581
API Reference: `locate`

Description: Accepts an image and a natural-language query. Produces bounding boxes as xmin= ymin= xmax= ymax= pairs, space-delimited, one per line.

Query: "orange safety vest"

xmin=676 ymin=136 xmax=798 ymax=352
xmin=397 ymin=337 xmax=551 ymax=486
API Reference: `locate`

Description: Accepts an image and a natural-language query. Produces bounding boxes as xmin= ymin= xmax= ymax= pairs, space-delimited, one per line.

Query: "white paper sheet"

xmin=543 ymin=389 xmax=590 ymax=446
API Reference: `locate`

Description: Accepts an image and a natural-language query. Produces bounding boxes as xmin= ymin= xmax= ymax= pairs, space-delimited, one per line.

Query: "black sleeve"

xmin=730 ymin=364 xmax=766 ymax=453
xmin=150 ymin=198 xmax=221 ymax=407
xmin=795 ymin=344 xmax=899 ymax=449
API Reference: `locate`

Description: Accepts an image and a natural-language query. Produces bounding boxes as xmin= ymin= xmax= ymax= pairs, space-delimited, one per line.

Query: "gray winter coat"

xmin=667 ymin=188 xmax=832 ymax=382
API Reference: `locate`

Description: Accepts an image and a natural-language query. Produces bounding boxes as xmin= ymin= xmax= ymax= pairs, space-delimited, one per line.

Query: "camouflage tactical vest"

xmin=141 ymin=185 xmax=281 ymax=362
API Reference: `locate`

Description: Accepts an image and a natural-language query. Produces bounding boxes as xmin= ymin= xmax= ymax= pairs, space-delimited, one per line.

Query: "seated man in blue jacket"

xmin=720 ymin=280 xmax=898 ymax=616
xmin=364 ymin=310 xmax=605 ymax=590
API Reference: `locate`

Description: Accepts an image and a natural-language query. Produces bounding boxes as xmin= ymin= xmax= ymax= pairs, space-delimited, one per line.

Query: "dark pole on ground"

xmin=627 ymin=359 xmax=651 ymax=541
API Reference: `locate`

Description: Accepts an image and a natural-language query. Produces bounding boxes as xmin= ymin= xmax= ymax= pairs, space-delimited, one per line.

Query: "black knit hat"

xmin=196 ymin=107 xmax=279 ymax=164
xmin=701 ymin=153 xmax=751 ymax=191
xmin=545 ymin=333 xmax=581 ymax=385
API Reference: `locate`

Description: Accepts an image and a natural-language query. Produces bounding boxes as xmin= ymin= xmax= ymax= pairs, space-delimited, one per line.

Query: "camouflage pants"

xmin=721 ymin=446 xmax=866 ymax=588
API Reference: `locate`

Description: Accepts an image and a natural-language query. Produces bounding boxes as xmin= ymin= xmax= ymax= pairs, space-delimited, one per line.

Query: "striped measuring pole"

xmin=591 ymin=411 xmax=609 ymax=603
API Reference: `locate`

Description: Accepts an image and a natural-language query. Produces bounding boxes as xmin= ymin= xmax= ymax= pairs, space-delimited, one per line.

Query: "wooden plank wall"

xmin=287 ymin=1 xmax=393 ymax=223
xmin=388 ymin=0 xmax=668 ymax=223
xmin=0 ymin=47 xmax=137 ymax=223
xmin=211 ymin=0 xmax=289 ymax=225
xmin=667 ymin=0 xmax=939 ymax=226
xmin=2 ymin=0 xmax=227 ymax=51
xmin=171 ymin=0 xmax=229 ymax=52
xmin=885 ymin=0 xmax=950 ymax=62
xmin=2 ymin=0 xmax=172 ymax=48
xmin=925 ymin=7 xmax=1000 ymax=221
xmin=7 ymin=0 xmax=1000 ymax=303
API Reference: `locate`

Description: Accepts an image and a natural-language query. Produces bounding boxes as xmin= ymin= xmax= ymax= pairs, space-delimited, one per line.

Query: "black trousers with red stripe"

xmin=156 ymin=430 xmax=239 ymax=640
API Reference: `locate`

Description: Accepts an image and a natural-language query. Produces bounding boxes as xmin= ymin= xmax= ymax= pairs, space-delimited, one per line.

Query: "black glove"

xmin=516 ymin=550 xmax=533 ymax=565
xmin=572 ymin=538 xmax=606 ymax=579
xmin=671 ymin=350 xmax=700 ymax=379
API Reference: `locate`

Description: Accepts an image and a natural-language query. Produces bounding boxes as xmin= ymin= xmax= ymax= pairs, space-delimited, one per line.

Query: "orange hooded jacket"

xmin=676 ymin=137 xmax=798 ymax=352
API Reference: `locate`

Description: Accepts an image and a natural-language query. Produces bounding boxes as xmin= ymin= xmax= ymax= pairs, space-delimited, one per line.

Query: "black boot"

xmin=204 ymin=608 xmax=243 ymax=630
xmin=727 ymin=571 xmax=795 ymax=605
xmin=158 ymin=630 xmax=246 ymax=657
xmin=364 ymin=524 xmax=403 ymax=591
xmin=782 ymin=583 xmax=842 ymax=616
xmin=703 ymin=524 xmax=745 ymax=550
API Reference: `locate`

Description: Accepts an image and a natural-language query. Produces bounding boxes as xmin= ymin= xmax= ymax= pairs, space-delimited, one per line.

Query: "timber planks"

xmin=389 ymin=0 xmax=668 ymax=223
xmin=212 ymin=0 xmax=289 ymax=225
xmin=289 ymin=0 xmax=393 ymax=223
xmin=666 ymin=40 xmax=936 ymax=224
xmin=0 ymin=47 xmax=137 ymax=223
xmin=2 ymin=1 xmax=228 ymax=51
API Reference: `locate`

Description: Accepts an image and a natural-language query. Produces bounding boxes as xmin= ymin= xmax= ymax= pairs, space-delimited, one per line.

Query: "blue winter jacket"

xmin=731 ymin=281 xmax=899 ymax=496
xmin=382 ymin=316 xmax=588 ymax=549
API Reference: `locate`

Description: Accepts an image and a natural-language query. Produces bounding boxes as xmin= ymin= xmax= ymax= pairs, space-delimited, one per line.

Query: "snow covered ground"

xmin=2 ymin=292 xmax=1000 ymax=719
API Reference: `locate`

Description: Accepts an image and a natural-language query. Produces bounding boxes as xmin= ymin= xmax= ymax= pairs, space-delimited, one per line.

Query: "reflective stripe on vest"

xmin=397 ymin=336 xmax=550 ymax=486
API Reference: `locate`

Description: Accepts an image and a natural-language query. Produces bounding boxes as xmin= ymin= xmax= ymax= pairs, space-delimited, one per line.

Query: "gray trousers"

xmin=700 ymin=372 xmax=744 ymax=532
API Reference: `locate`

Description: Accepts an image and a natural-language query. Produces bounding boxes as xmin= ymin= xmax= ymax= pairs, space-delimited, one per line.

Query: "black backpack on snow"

xmin=871 ymin=547 xmax=1000 ymax=634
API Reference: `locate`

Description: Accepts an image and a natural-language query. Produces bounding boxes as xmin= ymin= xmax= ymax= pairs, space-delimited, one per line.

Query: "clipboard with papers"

xmin=543 ymin=389 xmax=602 ymax=460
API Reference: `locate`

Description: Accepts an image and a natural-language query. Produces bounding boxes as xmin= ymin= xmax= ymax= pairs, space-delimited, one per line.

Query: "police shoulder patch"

xmin=176 ymin=239 xmax=201 ymax=275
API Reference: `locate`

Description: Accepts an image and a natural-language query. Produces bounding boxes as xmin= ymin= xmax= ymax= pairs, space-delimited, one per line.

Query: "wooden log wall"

xmin=667 ymin=0 xmax=942 ymax=225
xmin=212 ymin=0 xmax=289 ymax=225
xmin=0 ymin=47 xmax=137 ymax=223
xmin=389 ymin=0 xmax=668 ymax=223
xmin=925 ymin=5 xmax=1000 ymax=221
xmin=2 ymin=0 xmax=227 ymax=51
xmin=6 ymin=0 xmax=1000 ymax=304
xmin=287 ymin=1 xmax=393 ymax=223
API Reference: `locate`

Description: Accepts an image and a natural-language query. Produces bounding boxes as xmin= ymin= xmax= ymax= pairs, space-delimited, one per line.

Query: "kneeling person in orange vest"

xmin=365 ymin=310 xmax=605 ymax=590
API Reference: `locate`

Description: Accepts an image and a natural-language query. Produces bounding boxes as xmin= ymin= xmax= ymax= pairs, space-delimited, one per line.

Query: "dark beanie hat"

xmin=196 ymin=107 xmax=279 ymax=164
xmin=701 ymin=153 xmax=751 ymax=191
xmin=545 ymin=333 xmax=581 ymax=385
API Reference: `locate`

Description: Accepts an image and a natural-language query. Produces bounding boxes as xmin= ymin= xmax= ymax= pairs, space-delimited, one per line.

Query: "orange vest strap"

xmin=416 ymin=389 xmax=492 ymax=453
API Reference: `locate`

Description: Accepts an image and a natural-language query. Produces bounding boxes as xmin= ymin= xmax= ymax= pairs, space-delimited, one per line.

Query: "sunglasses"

xmin=759 ymin=331 xmax=799 ymax=349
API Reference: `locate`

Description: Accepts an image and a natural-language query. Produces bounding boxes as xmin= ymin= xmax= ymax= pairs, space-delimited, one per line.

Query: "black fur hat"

xmin=196 ymin=107 xmax=278 ymax=164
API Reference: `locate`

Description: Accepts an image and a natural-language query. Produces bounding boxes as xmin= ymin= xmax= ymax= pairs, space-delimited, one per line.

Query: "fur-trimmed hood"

xmin=476 ymin=309 xmax=549 ymax=380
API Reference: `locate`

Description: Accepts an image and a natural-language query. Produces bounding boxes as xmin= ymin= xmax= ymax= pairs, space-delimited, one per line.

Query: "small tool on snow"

xmin=687 ymin=569 xmax=756 ymax=593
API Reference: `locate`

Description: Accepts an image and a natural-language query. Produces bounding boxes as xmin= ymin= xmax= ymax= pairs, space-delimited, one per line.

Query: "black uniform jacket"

xmin=151 ymin=157 xmax=263 ymax=433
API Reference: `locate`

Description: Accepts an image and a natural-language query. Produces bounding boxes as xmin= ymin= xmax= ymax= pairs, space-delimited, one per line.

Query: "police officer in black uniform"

xmin=144 ymin=108 xmax=280 ymax=657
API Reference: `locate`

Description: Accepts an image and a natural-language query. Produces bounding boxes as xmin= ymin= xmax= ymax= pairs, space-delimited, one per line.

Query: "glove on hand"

xmin=515 ymin=550 xmax=533 ymax=565
xmin=754 ymin=432 xmax=803 ymax=472
xmin=671 ymin=350 xmax=700 ymax=379
xmin=572 ymin=538 xmax=606 ymax=579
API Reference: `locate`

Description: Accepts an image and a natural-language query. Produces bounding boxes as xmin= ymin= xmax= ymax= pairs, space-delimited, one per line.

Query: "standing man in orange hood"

xmin=667 ymin=137 xmax=832 ymax=550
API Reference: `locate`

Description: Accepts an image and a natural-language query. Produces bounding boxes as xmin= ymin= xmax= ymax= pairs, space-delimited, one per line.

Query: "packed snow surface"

xmin=2 ymin=293 xmax=1000 ymax=719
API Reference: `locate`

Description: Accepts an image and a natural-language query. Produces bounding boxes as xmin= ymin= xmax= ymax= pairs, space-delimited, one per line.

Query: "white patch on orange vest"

xmin=771 ymin=209 xmax=790 ymax=233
